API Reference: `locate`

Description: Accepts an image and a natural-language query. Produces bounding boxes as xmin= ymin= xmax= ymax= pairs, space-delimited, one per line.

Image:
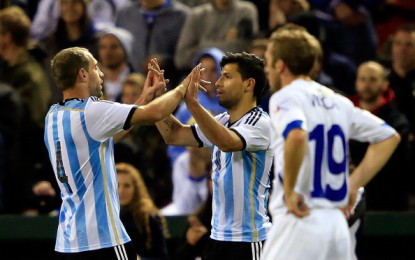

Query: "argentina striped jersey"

xmin=44 ymin=97 xmax=136 ymax=252
xmin=192 ymin=107 xmax=273 ymax=242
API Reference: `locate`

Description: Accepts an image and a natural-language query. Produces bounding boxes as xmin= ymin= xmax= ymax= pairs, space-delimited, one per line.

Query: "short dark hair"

xmin=0 ymin=6 xmax=30 ymax=47
xmin=220 ymin=52 xmax=266 ymax=100
xmin=51 ymin=47 xmax=90 ymax=90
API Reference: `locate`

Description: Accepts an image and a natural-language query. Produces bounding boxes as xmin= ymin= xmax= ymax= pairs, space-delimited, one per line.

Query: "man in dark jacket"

xmin=349 ymin=61 xmax=412 ymax=211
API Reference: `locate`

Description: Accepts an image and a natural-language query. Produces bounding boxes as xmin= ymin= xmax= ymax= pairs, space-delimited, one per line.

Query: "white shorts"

xmin=261 ymin=208 xmax=352 ymax=260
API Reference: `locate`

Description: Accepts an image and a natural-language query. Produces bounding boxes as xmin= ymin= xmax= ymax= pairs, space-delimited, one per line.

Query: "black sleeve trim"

xmin=191 ymin=125 xmax=204 ymax=148
xmin=230 ymin=128 xmax=246 ymax=151
xmin=123 ymin=107 xmax=137 ymax=130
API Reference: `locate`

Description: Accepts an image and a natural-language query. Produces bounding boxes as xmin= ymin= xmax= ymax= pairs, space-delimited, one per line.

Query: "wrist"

xmin=175 ymin=84 xmax=186 ymax=98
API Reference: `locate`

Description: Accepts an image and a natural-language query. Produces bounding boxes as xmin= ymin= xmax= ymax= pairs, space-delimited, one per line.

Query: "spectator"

xmin=98 ymin=27 xmax=134 ymax=101
xmin=0 ymin=6 xmax=50 ymax=129
xmin=387 ymin=24 xmax=415 ymax=137
xmin=117 ymin=162 xmax=169 ymax=260
xmin=120 ymin=73 xmax=147 ymax=105
xmin=116 ymin=0 xmax=190 ymax=87
xmin=39 ymin=0 xmax=102 ymax=104
xmin=309 ymin=0 xmax=381 ymax=65
xmin=0 ymin=82 xmax=22 ymax=213
xmin=162 ymin=147 xmax=211 ymax=216
xmin=173 ymin=178 xmax=213 ymax=260
xmin=168 ymin=48 xmax=226 ymax=164
xmin=349 ymin=61 xmax=412 ymax=211
xmin=30 ymin=0 xmax=130 ymax=40
xmin=40 ymin=0 xmax=100 ymax=59
xmin=174 ymin=0 xmax=258 ymax=71
xmin=0 ymin=6 xmax=51 ymax=213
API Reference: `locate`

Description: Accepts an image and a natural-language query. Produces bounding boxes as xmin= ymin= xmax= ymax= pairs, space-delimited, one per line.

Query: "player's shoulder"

xmin=239 ymin=107 xmax=270 ymax=126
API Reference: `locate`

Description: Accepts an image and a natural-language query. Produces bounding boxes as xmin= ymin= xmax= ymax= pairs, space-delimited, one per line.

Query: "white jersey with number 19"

xmin=268 ymin=79 xmax=396 ymax=215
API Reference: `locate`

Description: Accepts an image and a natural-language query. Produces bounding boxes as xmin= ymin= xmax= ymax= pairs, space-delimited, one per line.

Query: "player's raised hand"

xmin=185 ymin=64 xmax=202 ymax=102
xmin=185 ymin=64 xmax=208 ymax=102
xmin=137 ymin=59 xmax=165 ymax=104
xmin=285 ymin=192 xmax=310 ymax=218
xmin=149 ymin=58 xmax=169 ymax=98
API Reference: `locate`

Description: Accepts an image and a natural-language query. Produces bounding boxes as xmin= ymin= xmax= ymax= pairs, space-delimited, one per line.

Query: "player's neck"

xmin=63 ymin=84 xmax=90 ymax=101
xmin=281 ymin=74 xmax=311 ymax=88
xmin=228 ymin=98 xmax=257 ymax=124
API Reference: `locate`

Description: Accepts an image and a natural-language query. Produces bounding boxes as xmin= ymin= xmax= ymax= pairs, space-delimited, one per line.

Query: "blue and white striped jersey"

xmin=192 ymin=107 xmax=273 ymax=242
xmin=268 ymin=79 xmax=397 ymax=215
xmin=44 ymin=97 xmax=136 ymax=253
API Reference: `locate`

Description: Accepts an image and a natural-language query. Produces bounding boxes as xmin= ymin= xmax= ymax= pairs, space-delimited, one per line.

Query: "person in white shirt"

xmin=261 ymin=24 xmax=400 ymax=260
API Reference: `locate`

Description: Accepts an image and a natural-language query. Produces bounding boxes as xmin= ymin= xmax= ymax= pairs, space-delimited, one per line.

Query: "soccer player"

xmin=261 ymin=25 xmax=400 ymax=260
xmin=44 ymin=47 xmax=196 ymax=259
xmin=155 ymin=52 xmax=273 ymax=260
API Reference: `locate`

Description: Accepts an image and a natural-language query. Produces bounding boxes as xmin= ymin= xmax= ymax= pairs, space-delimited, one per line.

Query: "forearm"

xmin=155 ymin=115 xmax=182 ymax=143
xmin=283 ymin=129 xmax=307 ymax=195
xmin=349 ymin=133 xmax=400 ymax=191
xmin=155 ymin=115 xmax=199 ymax=147
xmin=187 ymin=100 xmax=242 ymax=152
xmin=131 ymin=85 xmax=186 ymax=125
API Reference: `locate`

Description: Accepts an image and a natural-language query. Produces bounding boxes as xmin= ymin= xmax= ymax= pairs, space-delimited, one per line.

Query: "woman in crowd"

xmin=117 ymin=163 xmax=170 ymax=260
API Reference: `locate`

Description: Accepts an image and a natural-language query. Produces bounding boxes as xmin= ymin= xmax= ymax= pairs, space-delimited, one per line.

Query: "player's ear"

xmin=244 ymin=78 xmax=255 ymax=93
xmin=78 ymin=68 xmax=88 ymax=82
xmin=276 ymin=59 xmax=284 ymax=73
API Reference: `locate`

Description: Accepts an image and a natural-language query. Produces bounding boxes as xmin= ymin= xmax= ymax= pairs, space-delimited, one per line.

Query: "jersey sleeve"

xmin=270 ymin=91 xmax=307 ymax=139
xmin=230 ymin=113 xmax=272 ymax=151
xmin=349 ymin=107 xmax=397 ymax=143
xmin=191 ymin=113 xmax=228 ymax=148
xmin=85 ymin=98 xmax=137 ymax=141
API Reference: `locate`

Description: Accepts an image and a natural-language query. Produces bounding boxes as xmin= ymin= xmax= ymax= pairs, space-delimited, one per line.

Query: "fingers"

xmin=201 ymin=79 xmax=211 ymax=85
xmin=285 ymin=193 xmax=310 ymax=218
xmin=198 ymin=84 xmax=207 ymax=92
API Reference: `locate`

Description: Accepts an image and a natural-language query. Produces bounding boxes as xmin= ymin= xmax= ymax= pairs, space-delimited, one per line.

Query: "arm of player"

xmin=129 ymin=84 xmax=186 ymax=125
xmin=284 ymin=128 xmax=310 ymax=218
xmin=343 ymin=133 xmax=400 ymax=217
xmin=155 ymin=115 xmax=200 ymax=147
xmin=185 ymin=66 xmax=243 ymax=152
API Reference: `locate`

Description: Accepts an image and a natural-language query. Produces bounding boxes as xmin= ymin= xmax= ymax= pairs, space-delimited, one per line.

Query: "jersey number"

xmin=309 ymin=124 xmax=347 ymax=201
xmin=56 ymin=141 xmax=73 ymax=193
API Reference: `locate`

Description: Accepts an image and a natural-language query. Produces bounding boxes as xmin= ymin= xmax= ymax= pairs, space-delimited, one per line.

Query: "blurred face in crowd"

xmin=99 ymin=34 xmax=126 ymax=69
xmin=118 ymin=173 xmax=134 ymax=206
xmin=356 ymin=62 xmax=388 ymax=103
xmin=214 ymin=0 xmax=232 ymax=10
xmin=141 ymin=0 xmax=165 ymax=9
xmin=85 ymin=51 xmax=104 ymax=97
xmin=392 ymin=30 xmax=415 ymax=72
xmin=60 ymin=0 xmax=85 ymax=24
xmin=265 ymin=41 xmax=282 ymax=93
xmin=121 ymin=83 xmax=140 ymax=104
xmin=0 ymin=29 xmax=9 ymax=57
xmin=200 ymin=56 xmax=219 ymax=97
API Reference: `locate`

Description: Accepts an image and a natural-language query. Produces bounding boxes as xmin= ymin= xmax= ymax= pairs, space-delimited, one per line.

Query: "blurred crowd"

xmin=0 ymin=0 xmax=415 ymax=258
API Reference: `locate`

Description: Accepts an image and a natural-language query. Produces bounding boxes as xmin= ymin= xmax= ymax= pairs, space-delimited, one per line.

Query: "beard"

xmin=218 ymin=97 xmax=237 ymax=110
xmin=358 ymin=90 xmax=381 ymax=103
